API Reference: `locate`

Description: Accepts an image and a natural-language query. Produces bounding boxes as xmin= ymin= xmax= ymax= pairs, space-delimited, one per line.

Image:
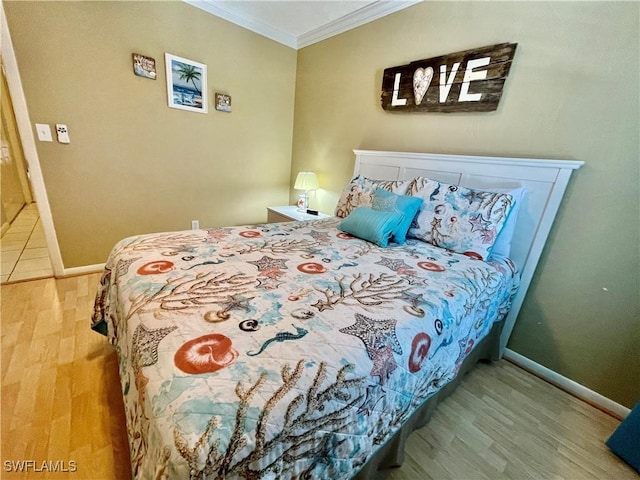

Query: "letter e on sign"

xmin=459 ymin=57 xmax=490 ymax=102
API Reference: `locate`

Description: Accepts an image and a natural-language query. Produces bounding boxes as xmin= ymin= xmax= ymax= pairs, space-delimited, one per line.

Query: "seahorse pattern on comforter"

xmin=91 ymin=217 xmax=518 ymax=479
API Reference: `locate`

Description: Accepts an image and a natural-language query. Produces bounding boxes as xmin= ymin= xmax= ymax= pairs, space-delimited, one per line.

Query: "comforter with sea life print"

xmin=91 ymin=217 xmax=519 ymax=480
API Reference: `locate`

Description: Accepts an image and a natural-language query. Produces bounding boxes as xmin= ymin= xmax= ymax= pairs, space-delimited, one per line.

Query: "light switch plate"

xmin=35 ymin=123 xmax=53 ymax=142
xmin=55 ymin=124 xmax=70 ymax=144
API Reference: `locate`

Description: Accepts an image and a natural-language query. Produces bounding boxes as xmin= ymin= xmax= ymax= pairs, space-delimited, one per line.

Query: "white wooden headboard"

xmin=353 ymin=149 xmax=584 ymax=354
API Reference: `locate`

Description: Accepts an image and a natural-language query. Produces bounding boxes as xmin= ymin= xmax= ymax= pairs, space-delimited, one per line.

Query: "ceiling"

xmin=184 ymin=0 xmax=421 ymax=49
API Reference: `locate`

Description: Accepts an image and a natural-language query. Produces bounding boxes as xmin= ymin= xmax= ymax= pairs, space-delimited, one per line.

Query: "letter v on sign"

xmin=439 ymin=62 xmax=461 ymax=103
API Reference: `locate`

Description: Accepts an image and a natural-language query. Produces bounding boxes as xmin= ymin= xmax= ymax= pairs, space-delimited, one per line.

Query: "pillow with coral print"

xmin=334 ymin=175 xmax=412 ymax=218
xmin=406 ymin=177 xmax=515 ymax=261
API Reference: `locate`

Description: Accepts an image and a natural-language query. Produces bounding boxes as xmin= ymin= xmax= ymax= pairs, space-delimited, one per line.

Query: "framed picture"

xmin=165 ymin=53 xmax=208 ymax=114
xmin=215 ymin=93 xmax=231 ymax=112
xmin=132 ymin=53 xmax=156 ymax=79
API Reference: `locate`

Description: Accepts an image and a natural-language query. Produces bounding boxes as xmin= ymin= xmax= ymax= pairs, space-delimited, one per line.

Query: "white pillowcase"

xmin=486 ymin=186 xmax=526 ymax=258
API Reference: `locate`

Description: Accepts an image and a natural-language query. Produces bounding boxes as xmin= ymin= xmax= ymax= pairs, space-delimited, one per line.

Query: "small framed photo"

xmin=215 ymin=93 xmax=231 ymax=112
xmin=132 ymin=53 xmax=156 ymax=79
xmin=165 ymin=53 xmax=208 ymax=114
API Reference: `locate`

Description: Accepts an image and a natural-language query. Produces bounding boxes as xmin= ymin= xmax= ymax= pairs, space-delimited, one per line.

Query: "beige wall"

xmin=292 ymin=1 xmax=639 ymax=408
xmin=4 ymin=0 xmax=297 ymax=267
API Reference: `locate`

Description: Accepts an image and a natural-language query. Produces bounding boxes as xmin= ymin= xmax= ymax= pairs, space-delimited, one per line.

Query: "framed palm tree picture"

xmin=165 ymin=53 xmax=208 ymax=113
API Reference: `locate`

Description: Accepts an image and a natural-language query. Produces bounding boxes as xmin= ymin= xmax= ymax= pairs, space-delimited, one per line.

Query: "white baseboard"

xmin=503 ymin=348 xmax=630 ymax=420
xmin=62 ymin=263 xmax=105 ymax=277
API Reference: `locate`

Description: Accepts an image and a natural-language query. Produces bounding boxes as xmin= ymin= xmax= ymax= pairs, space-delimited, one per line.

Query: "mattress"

xmin=91 ymin=217 xmax=518 ymax=479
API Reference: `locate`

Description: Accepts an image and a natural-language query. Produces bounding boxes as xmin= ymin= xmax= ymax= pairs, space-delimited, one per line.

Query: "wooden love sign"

xmin=381 ymin=43 xmax=517 ymax=113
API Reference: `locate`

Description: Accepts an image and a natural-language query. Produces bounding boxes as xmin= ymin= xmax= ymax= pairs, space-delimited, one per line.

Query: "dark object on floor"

xmin=606 ymin=401 xmax=640 ymax=473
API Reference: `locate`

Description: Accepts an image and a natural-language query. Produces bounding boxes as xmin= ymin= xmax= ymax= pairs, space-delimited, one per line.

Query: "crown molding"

xmin=297 ymin=0 xmax=422 ymax=49
xmin=184 ymin=0 xmax=298 ymax=49
xmin=184 ymin=0 xmax=422 ymax=50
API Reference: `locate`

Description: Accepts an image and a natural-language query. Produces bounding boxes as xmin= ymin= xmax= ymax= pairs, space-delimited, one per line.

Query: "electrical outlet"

xmin=191 ymin=220 xmax=199 ymax=230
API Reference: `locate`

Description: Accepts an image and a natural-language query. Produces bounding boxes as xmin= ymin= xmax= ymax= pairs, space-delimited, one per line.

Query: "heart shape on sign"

xmin=413 ymin=67 xmax=433 ymax=105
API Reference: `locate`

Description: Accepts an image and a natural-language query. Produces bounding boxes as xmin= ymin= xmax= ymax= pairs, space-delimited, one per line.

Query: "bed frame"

xmin=352 ymin=149 xmax=584 ymax=354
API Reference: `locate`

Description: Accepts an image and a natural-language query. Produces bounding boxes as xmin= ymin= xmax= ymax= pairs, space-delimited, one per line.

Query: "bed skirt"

xmin=353 ymin=319 xmax=504 ymax=479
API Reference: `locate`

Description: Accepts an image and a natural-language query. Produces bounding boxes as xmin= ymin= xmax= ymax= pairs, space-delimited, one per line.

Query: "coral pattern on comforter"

xmin=91 ymin=217 xmax=518 ymax=480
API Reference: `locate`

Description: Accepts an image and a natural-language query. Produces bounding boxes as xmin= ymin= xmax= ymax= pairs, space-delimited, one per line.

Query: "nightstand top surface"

xmin=268 ymin=205 xmax=331 ymax=221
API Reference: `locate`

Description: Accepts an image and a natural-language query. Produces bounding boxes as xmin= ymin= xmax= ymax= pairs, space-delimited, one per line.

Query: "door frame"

xmin=1 ymin=4 xmax=64 ymax=277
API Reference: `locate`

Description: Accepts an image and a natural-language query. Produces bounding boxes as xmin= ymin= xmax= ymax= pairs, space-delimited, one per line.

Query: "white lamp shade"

xmin=294 ymin=171 xmax=319 ymax=191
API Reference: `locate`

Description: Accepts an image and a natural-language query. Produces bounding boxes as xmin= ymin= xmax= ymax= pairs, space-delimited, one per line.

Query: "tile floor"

xmin=1 ymin=203 xmax=53 ymax=283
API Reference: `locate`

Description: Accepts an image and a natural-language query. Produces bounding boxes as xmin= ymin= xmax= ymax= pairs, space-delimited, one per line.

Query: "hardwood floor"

xmin=387 ymin=362 xmax=636 ymax=480
xmin=1 ymin=274 xmax=636 ymax=479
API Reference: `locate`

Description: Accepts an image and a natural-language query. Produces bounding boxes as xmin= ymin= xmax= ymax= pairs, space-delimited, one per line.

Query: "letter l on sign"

xmin=391 ymin=73 xmax=407 ymax=106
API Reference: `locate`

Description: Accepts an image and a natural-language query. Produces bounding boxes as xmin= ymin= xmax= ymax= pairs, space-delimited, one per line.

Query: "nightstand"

xmin=267 ymin=206 xmax=330 ymax=223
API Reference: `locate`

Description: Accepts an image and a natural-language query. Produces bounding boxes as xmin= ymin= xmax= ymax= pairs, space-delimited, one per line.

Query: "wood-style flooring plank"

xmin=390 ymin=360 xmax=636 ymax=480
xmin=1 ymin=274 xmax=636 ymax=479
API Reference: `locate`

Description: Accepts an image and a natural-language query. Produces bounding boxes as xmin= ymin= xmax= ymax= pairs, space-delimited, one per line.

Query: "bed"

xmin=91 ymin=150 xmax=582 ymax=479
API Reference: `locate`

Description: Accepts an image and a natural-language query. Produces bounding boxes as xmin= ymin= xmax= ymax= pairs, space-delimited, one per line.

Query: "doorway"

xmin=1 ymin=62 xmax=54 ymax=283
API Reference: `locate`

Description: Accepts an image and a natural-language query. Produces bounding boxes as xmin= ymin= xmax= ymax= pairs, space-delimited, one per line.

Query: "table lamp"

xmin=294 ymin=171 xmax=319 ymax=212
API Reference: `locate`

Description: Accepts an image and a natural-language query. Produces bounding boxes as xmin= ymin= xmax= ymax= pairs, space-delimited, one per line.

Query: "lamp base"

xmin=296 ymin=193 xmax=308 ymax=212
